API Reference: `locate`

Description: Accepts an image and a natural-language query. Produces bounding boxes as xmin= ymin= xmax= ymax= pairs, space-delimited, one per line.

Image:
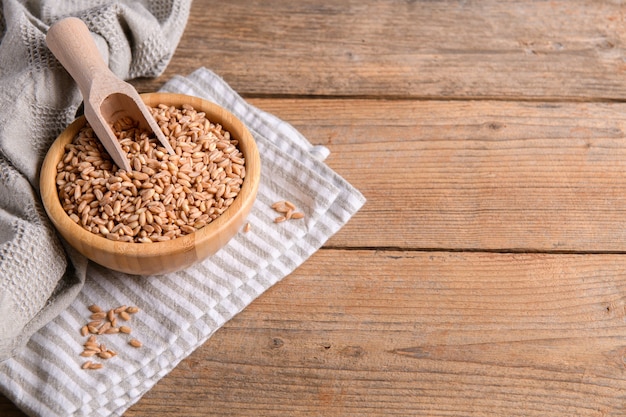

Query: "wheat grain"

xmin=57 ymin=105 xmax=245 ymax=243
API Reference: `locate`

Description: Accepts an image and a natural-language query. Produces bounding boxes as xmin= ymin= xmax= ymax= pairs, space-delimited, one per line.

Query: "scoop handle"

xmin=45 ymin=17 xmax=113 ymax=98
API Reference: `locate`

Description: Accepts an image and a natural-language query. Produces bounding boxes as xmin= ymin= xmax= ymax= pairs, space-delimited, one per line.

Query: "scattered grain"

xmin=79 ymin=303 xmax=142 ymax=370
xmin=271 ymin=200 xmax=305 ymax=223
xmin=114 ymin=305 xmax=128 ymax=314
xmin=84 ymin=341 xmax=99 ymax=350
xmin=98 ymin=351 xmax=113 ymax=360
xmin=90 ymin=312 xmax=106 ymax=320
xmin=97 ymin=322 xmax=111 ymax=335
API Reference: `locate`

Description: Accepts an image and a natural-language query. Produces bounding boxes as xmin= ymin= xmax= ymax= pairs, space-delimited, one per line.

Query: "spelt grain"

xmin=97 ymin=322 xmax=111 ymax=335
xmin=57 ymin=104 xmax=245 ymax=243
xmin=88 ymin=305 xmax=102 ymax=313
xmin=98 ymin=351 xmax=113 ymax=360
xmin=112 ymin=306 xmax=125 ymax=314
xmin=90 ymin=312 xmax=106 ymax=320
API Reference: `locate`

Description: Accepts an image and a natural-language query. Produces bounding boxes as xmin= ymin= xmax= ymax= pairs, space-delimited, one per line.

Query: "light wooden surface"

xmin=4 ymin=0 xmax=626 ymax=415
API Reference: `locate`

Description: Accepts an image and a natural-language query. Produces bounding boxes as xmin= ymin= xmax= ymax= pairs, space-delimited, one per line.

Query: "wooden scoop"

xmin=45 ymin=17 xmax=174 ymax=171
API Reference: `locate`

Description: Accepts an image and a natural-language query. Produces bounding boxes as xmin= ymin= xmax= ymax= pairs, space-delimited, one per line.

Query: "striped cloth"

xmin=0 ymin=68 xmax=365 ymax=417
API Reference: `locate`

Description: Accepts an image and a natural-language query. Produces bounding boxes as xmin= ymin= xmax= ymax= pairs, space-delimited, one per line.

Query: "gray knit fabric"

xmin=0 ymin=0 xmax=191 ymax=361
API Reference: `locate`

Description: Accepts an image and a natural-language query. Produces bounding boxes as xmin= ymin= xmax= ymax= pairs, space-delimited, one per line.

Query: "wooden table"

xmin=4 ymin=1 xmax=626 ymax=415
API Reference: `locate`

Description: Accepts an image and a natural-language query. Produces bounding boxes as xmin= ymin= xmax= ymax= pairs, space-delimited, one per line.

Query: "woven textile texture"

xmin=0 ymin=67 xmax=365 ymax=416
xmin=0 ymin=0 xmax=191 ymax=361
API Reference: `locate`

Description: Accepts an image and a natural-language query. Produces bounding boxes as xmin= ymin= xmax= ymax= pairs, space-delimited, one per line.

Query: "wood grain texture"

xmin=134 ymin=0 xmax=626 ymax=100
xmin=123 ymin=250 xmax=626 ymax=416
xmin=249 ymin=98 xmax=626 ymax=252
xmin=6 ymin=0 xmax=626 ymax=416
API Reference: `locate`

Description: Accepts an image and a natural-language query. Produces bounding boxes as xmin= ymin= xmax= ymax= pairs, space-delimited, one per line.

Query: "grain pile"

xmin=55 ymin=104 xmax=246 ymax=243
xmin=79 ymin=304 xmax=141 ymax=370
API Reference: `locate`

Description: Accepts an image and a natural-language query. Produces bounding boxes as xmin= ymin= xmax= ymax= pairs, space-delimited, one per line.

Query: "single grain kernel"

xmin=119 ymin=326 xmax=132 ymax=334
xmin=88 ymin=305 xmax=102 ymax=313
xmin=84 ymin=342 xmax=99 ymax=350
xmin=98 ymin=351 xmax=113 ymax=360
xmin=90 ymin=312 xmax=106 ymax=320
xmin=97 ymin=322 xmax=111 ymax=335
xmin=129 ymin=339 xmax=142 ymax=348
xmin=114 ymin=305 xmax=128 ymax=314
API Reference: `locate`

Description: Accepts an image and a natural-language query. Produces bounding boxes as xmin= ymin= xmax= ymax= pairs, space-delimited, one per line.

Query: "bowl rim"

xmin=40 ymin=92 xmax=260 ymax=259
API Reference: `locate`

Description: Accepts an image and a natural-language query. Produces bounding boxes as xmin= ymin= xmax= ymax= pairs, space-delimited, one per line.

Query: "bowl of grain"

xmin=40 ymin=93 xmax=260 ymax=275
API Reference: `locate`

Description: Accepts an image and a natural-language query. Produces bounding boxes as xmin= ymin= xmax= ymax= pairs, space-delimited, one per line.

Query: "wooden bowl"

xmin=40 ymin=93 xmax=260 ymax=275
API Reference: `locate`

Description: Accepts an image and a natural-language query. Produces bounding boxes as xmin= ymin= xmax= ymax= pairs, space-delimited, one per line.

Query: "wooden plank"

xmin=122 ymin=250 xmax=626 ymax=416
xmin=0 ymin=397 xmax=22 ymax=417
xmin=245 ymin=98 xmax=626 ymax=252
xmin=134 ymin=0 xmax=626 ymax=100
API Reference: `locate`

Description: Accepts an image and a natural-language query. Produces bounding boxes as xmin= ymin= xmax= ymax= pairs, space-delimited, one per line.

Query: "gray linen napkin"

xmin=0 ymin=67 xmax=365 ymax=416
xmin=0 ymin=0 xmax=191 ymax=360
